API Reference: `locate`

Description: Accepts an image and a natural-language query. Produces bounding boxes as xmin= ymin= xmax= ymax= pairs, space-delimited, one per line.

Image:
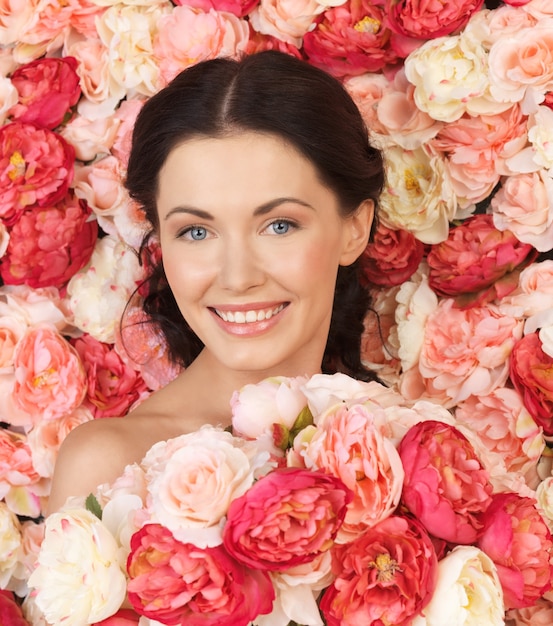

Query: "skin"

xmin=47 ymin=132 xmax=373 ymax=514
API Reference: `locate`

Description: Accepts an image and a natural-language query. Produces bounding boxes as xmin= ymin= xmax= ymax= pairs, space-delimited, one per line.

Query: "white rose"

xmin=0 ymin=502 xmax=22 ymax=589
xmin=412 ymin=546 xmax=504 ymax=626
xmin=27 ymin=507 xmax=127 ymax=626
xmin=536 ymin=476 xmax=553 ymax=531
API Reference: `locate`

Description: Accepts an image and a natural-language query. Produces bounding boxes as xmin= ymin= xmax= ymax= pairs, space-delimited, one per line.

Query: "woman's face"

xmin=156 ymin=132 xmax=371 ymax=377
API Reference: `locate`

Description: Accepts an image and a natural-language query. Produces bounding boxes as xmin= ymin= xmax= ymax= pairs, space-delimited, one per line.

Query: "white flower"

xmin=536 ymin=476 xmax=553 ymax=531
xmin=412 ymin=546 xmax=504 ymax=626
xmin=0 ymin=502 xmax=22 ymax=590
xmin=27 ymin=507 xmax=127 ymax=626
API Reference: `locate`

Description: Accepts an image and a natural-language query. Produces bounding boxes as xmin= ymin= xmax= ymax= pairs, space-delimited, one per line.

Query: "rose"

xmin=223 ymin=467 xmax=351 ymax=570
xmin=92 ymin=609 xmax=140 ymax=626
xmin=523 ymin=0 xmax=553 ymax=19
xmin=412 ymin=546 xmax=504 ymax=626
xmin=477 ymin=492 xmax=553 ymax=609
xmin=10 ymin=519 xmax=44 ymax=596
xmin=0 ymin=429 xmax=41 ymax=517
xmin=359 ymin=222 xmax=424 ymax=287
xmin=28 ymin=507 xmax=127 ymax=626
xmin=72 ymin=334 xmax=149 ymax=418
xmin=506 ymin=599 xmax=553 ymax=625
xmin=510 ymin=332 xmax=553 ymax=435
xmin=0 ymin=121 xmax=74 ymax=224
xmin=319 ymin=515 xmax=438 ymax=626
xmin=0 ymin=590 xmax=29 ymax=626
xmin=427 ymin=213 xmax=536 ymax=301
xmin=398 ymin=420 xmax=493 ymax=544
xmin=12 ymin=326 xmax=86 ymax=421
xmin=248 ymin=0 xmax=323 ymax=48
xmin=301 ymin=401 xmax=404 ymax=542
xmin=0 ymin=75 xmax=18 ymax=125
xmin=178 ymin=0 xmax=259 ymax=17
xmin=302 ymin=0 xmax=398 ymax=78
xmin=126 ymin=523 xmax=274 ymax=626
xmin=0 ymin=284 xmax=70 ymax=333
xmin=0 ymin=194 xmax=98 ymax=289
xmin=498 ymin=260 xmax=553 ymax=324
xmin=8 ymin=56 xmax=81 ymax=129
xmin=61 ymin=115 xmax=120 ymax=163
xmin=464 ymin=3 xmax=537 ymax=50
xmin=508 ymin=105 xmax=553 ymax=172
xmin=0 ymin=501 xmax=22 ymax=589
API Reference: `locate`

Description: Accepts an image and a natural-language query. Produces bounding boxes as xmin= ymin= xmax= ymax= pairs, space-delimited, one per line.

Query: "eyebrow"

xmin=163 ymin=197 xmax=314 ymax=221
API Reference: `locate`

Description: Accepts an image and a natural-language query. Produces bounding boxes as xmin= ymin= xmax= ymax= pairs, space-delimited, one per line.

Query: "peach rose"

xmin=249 ymin=0 xmax=323 ymax=47
xmin=523 ymin=0 xmax=553 ymax=19
xmin=463 ymin=4 xmax=537 ymax=51
xmin=0 ymin=500 xmax=22 ymax=589
xmin=14 ymin=0 xmax=72 ymax=62
xmin=0 ymin=429 xmax=41 ymax=517
xmin=0 ymin=0 xmax=38 ymax=46
xmin=506 ymin=599 xmax=553 ymax=626
xmin=344 ymin=72 xmax=391 ymax=138
xmin=65 ymin=0 xmax=106 ymax=38
xmin=0 ymin=284 xmax=70 ymax=334
xmin=301 ymin=402 xmax=404 ymax=543
xmin=499 ymin=260 xmax=553 ymax=326
xmin=61 ymin=114 xmax=120 ymax=162
xmin=12 ymin=326 xmax=87 ymax=421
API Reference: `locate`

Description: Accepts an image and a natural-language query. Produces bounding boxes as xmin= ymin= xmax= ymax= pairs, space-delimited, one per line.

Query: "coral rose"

xmin=477 ymin=492 xmax=553 ymax=609
xmin=359 ymin=222 xmax=424 ymax=287
xmin=0 ymin=429 xmax=41 ymax=517
xmin=506 ymin=599 xmax=553 ymax=626
xmin=398 ymin=420 xmax=493 ymax=544
xmin=0 ymin=122 xmax=74 ymax=223
xmin=510 ymin=332 xmax=553 ymax=435
xmin=176 ymin=0 xmax=259 ymax=18
xmin=8 ymin=56 xmax=81 ymax=129
xmin=93 ymin=609 xmax=140 ymax=626
xmin=126 ymin=524 xmax=274 ymax=626
xmin=223 ymin=467 xmax=351 ymax=570
xmin=319 ymin=515 xmax=437 ymax=626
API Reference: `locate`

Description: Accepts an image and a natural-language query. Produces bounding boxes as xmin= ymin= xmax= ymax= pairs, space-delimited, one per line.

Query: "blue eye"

xmin=270 ymin=220 xmax=291 ymax=235
xmin=184 ymin=226 xmax=207 ymax=240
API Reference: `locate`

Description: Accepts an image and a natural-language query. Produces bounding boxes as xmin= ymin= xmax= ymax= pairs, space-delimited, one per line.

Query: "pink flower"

xmin=127 ymin=524 xmax=274 ymax=626
xmin=477 ymin=492 xmax=553 ymax=609
xmin=427 ymin=213 xmax=536 ymax=303
xmin=248 ymin=0 xmax=322 ymax=48
xmin=319 ymin=515 xmax=438 ymax=626
xmin=506 ymin=599 xmax=553 ymax=625
xmin=510 ymin=332 xmax=553 ymax=436
xmin=0 ymin=122 xmax=74 ymax=224
xmin=175 ymin=0 xmax=259 ymax=18
xmin=398 ymin=420 xmax=493 ymax=544
xmin=0 ymin=194 xmax=97 ymax=289
xmin=8 ymin=56 xmax=81 ymax=129
xmin=0 ymin=429 xmax=41 ymax=517
xmin=0 ymin=590 xmax=30 ymax=626
xmin=72 ymin=333 xmax=149 ymax=418
xmin=303 ymin=0 xmax=399 ymax=78
xmin=92 ymin=609 xmax=140 ymax=626
xmin=12 ymin=326 xmax=86 ymax=421
xmin=244 ymin=27 xmax=303 ymax=56
xmin=360 ymin=223 xmax=424 ymax=287
xmin=223 ymin=467 xmax=351 ymax=570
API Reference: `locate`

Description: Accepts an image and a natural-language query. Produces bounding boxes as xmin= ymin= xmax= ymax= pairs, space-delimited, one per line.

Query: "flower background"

xmin=1 ymin=0 xmax=553 ymax=623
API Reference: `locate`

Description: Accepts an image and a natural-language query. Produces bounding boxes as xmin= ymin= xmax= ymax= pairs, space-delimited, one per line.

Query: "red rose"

xmin=9 ymin=57 xmax=81 ymax=129
xmin=303 ymin=0 xmax=399 ymax=78
xmin=72 ymin=333 xmax=149 ymax=418
xmin=320 ymin=515 xmax=437 ymax=626
xmin=427 ymin=213 xmax=536 ymax=304
xmin=127 ymin=524 xmax=274 ymax=626
xmin=92 ymin=609 xmax=141 ymax=626
xmin=360 ymin=223 xmax=424 ymax=287
xmin=477 ymin=492 xmax=553 ymax=609
xmin=398 ymin=420 xmax=493 ymax=544
xmin=0 ymin=122 xmax=75 ymax=224
xmin=223 ymin=467 xmax=351 ymax=570
xmin=510 ymin=332 xmax=553 ymax=435
xmin=0 ymin=194 xmax=97 ymax=288
xmin=0 ymin=590 xmax=30 ymax=626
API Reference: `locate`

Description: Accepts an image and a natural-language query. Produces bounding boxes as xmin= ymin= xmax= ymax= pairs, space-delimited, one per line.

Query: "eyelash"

xmin=176 ymin=218 xmax=299 ymax=240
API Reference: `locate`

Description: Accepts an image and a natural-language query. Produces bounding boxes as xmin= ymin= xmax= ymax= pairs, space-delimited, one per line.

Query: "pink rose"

xmin=223 ymin=467 xmax=351 ymax=570
xmin=72 ymin=334 xmax=150 ymax=418
xmin=506 ymin=599 xmax=553 ymax=626
xmin=61 ymin=115 xmax=120 ymax=163
xmin=110 ymin=98 xmax=144 ymax=167
xmin=0 ymin=590 xmax=30 ymax=626
xmin=248 ymin=0 xmax=322 ymax=48
xmin=12 ymin=327 xmax=86 ymax=421
xmin=0 ymin=194 xmax=98 ymax=289
xmin=127 ymin=524 xmax=274 ymax=626
xmin=477 ymin=492 xmax=553 ymax=609
xmin=66 ymin=0 xmax=106 ymax=38
xmin=175 ymin=0 xmax=259 ymax=17
xmin=360 ymin=223 xmax=424 ymax=287
xmin=0 ymin=122 xmax=74 ymax=223
xmin=320 ymin=515 xmax=437 ymax=626
xmin=303 ymin=0 xmax=399 ymax=78
xmin=302 ymin=402 xmax=404 ymax=542
xmin=510 ymin=332 xmax=553 ymax=436
xmin=244 ymin=27 xmax=303 ymax=56
xmin=92 ymin=609 xmax=140 ymax=626
xmin=427 ymin=213 xmax=536 ymax=302
xmin=8 ymin=56 xmax=81 ymax=129
xmin=398 ymin=420 xmax=493 ymax=544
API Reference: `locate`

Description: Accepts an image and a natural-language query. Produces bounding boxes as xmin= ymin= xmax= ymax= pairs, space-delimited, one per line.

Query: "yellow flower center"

xmin=404 ymin=169 xmax=422 ymax=195
xmin=369 ymin=553 xmax=402 ymax=582
xmin=33 ymin=369 xmax=55 ymax=388
xmin=354 ymin=16 xmax=380 ymax=34
xmin=8 ymin=151 xmax=26 ymax=182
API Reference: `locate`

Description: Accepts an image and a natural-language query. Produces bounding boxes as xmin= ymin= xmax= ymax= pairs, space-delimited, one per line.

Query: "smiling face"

xmin=156 ymin=132 xmax=372 ymax=378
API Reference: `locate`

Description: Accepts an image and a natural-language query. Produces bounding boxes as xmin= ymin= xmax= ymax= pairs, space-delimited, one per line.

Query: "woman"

xmin=47 ymin=50 xmax=384 ymax=513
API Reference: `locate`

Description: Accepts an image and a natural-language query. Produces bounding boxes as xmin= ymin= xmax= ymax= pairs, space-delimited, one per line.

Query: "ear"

xmin=339 ymin=199 xmax=374 ymax=266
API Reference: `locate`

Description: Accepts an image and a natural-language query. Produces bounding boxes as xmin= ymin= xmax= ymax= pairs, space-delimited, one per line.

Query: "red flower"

xmin=174 ymin=0 xmax=259 ymax=17
xmin=510 ymin=332 xmax=553 ymax=436
xmin=319 ymin=515 xmax=437 ymax=626
xmin=303 ymin=0 xmax=399 ymax=78
xmin=0 ymin=122 xmax=74 ymax=224
xmin=0 ymin=194 xmax=97 ymax=288
xmin=398 ymin=420 xmax=493 ymax=544
xmin=92 ymin=609 xmax=141 ymax=626
xmin=360 ymin=223 xmax=424 ymax=287
xmin=127 ymin=524 xmax=274 ymax=626
xmin=9 ymin=57 xmax=81 ymax=129
xmin=0 ymin=590 xmax=30 ymax=626
xmin=223 ymin=467 xmax=351 ymax=570
xmin=477 ymin=492 xmax=553 ymax=609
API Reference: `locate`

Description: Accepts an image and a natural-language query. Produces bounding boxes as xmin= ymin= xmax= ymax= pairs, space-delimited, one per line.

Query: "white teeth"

xmin=216 ymin=304 xmax=285 ymax=323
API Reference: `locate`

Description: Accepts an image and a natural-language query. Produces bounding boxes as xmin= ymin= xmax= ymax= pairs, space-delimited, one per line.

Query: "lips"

xmin=213 ymin=304 xmax=286 ymax=324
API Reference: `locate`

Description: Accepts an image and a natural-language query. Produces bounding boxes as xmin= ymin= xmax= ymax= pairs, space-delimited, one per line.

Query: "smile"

xmin=214 ymin=304 xmax=286 ymax=323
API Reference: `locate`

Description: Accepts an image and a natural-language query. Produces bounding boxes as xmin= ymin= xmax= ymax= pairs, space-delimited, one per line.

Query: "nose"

xmin=217 ymin=237 xmax=265 ymax=293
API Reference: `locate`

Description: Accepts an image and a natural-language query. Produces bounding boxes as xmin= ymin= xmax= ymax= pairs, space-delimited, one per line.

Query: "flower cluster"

xmin=0 ymin=0 xmax=553 ymax=624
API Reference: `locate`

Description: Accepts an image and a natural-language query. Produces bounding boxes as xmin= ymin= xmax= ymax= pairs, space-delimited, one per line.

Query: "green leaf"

xmin=85 ymin=493 xmax=103 ymax=520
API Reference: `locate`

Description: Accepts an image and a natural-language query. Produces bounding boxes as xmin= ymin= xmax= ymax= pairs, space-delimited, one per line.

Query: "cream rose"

xmin=249 ymin=0 xmax=324 ymax=47
xmin=0 ymin=501 xmax=22 ymax=590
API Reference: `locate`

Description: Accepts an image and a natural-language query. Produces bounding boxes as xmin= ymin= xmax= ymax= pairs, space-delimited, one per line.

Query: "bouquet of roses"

xmin=27 ymin=372 xmax=553 ymax=626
